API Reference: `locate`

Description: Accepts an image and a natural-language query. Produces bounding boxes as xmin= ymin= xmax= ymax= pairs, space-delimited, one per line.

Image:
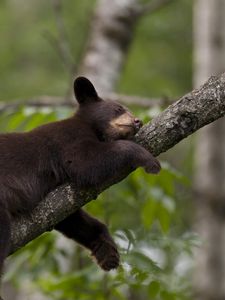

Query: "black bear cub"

xmin=0 ymin=77 xmax=160 ymax=299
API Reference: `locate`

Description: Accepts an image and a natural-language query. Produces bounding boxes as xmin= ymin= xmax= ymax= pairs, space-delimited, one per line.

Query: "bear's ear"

xmin=74 ymin=77 xmax=99 ymax=105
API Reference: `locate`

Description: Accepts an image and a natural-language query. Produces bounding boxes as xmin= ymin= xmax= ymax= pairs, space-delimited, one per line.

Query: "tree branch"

xmin=0 ymin=94 xmax=169 ymax=113
xmin=136 ymin=74 xmax=225 ymax=156
xmin=10 ymin=73 xmax=225 ymax=255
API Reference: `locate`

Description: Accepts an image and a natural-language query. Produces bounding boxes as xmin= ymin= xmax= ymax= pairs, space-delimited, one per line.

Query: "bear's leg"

xmin=55 ymin=209 xmax=119 ymax=271
xmin=0 ymin=207 xmax=11 ymax=300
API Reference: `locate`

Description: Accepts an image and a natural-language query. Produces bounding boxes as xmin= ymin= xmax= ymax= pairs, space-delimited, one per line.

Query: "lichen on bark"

xmin=136 ymin=73 xmax=225 ymax=156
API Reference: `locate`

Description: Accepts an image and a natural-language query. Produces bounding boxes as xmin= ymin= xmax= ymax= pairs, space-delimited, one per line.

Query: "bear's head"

xmin=74 ymin=77 xmax=142 ymax=141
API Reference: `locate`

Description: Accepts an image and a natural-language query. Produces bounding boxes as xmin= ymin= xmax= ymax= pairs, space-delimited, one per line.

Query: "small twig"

xmin=51 ymin=0 xmax=74 ymax=70
xmin=136 ymin=0 xmax=175 ymax=16
xmin=0 ymin=96 xmax=73 ymax=114
xmin=51 ymin=0 xmax=79 ymax=101
xmin=42 ymin=31 xmax=66 ymax=65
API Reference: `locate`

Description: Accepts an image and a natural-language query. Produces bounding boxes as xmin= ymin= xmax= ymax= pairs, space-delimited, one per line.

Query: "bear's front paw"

xmin=91 ymin=234 xmax=120 ymax=271
xmin=144 ymin=156 xmax=161 ymax=174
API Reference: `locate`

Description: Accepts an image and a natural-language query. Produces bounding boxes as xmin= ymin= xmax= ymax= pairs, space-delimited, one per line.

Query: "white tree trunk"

xmin=194 ymin=1 xmax=225 ymax=299
xmin=78 ymin=0 xmax=139 ymax=94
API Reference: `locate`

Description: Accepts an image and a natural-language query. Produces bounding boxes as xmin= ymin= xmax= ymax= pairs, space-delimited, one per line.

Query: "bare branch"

xmin=0 ymin=94 xmax=170 ymax=113
xmin=9 ymin=73 xmax=225 ymax=255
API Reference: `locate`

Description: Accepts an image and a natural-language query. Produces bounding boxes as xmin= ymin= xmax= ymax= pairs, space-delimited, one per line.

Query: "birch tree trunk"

xmin=78 ymin=0 xmax=139 ymax=93
xmin=193 ymin=1 xmax=225 ymax=299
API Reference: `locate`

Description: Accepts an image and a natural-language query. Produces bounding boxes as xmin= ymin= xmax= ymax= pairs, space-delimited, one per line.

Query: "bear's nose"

xmin=134 ymin=118 xmax=143 ymax=129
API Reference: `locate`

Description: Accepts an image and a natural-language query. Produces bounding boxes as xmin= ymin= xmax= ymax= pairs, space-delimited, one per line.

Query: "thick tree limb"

xmin=136 ymin=73 xmax=225 ymax=156
xmin=10 ymin=73 xmax=225 ymax=255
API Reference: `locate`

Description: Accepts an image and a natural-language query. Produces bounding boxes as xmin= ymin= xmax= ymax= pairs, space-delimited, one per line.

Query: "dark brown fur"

xmin=0 ymin=77 xmax=160 ymax=299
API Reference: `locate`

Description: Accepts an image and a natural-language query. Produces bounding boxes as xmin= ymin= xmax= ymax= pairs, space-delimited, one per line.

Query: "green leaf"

xmin=158 ymin=206 xmax=171 ymax=233
xmin=148 ymin=280 xmax=161 ymax=298
xmin=5 ymin=109 xmax=26 ymax=131
xmin=141 ymin=197 xmax=159 ymax=229
xmin=160 ymin=290 xmax=176 ymax=300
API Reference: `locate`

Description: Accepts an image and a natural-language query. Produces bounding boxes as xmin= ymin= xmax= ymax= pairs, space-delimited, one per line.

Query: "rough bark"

xmin=193 ymin=1 xmax=225 ymax=300
xmin=136 ymin=73 xmax=225 ymax=156
xmin=10 ymin=72 xmax=225 ymax=255
xmin=10 ymin=185 xmax=96 ymax=253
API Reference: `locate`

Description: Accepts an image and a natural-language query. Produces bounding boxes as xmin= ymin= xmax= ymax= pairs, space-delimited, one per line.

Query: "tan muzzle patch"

xmin=109 ymin=113 xmax=134 ymax=131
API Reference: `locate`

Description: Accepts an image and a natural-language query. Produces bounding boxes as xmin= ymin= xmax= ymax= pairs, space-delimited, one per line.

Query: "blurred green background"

xmin=0 ymin=1 xmax=195 ymax=300
xmin=0 ymin=0 xmax=192 ymax=100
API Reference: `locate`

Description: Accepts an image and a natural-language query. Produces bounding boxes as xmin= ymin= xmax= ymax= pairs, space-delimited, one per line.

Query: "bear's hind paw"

xmin=91 ymin=235 xmax=120 ymax=271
